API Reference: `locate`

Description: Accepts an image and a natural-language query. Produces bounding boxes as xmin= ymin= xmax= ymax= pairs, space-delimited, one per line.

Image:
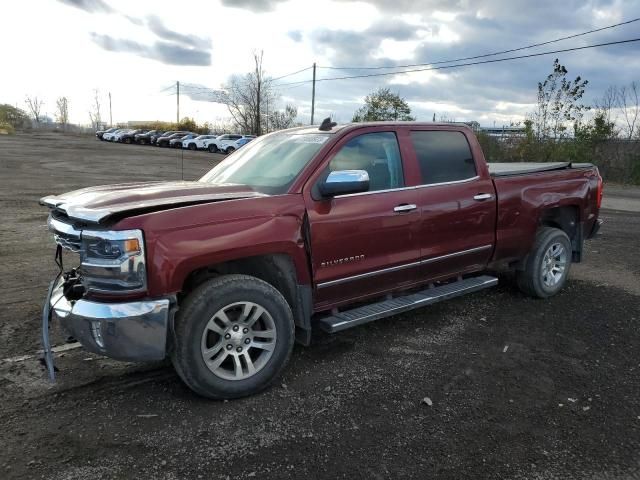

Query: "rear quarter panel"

xmin=492 ymin=168 xmax=599 ymax=262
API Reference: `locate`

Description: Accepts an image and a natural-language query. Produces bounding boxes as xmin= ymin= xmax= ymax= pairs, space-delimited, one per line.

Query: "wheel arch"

xmin=181 ymin=253 xmax=313 ymax=345
xmin=538 ymin=205 xmax=583 ymax=262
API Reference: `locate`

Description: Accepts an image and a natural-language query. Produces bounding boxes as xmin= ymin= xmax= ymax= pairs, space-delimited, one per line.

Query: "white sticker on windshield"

xmin=293 ymin=135 xmax=329 ymax=144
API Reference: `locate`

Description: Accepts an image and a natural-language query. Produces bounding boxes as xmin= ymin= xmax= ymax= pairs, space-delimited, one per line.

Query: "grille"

xmin=48 ymin=216 xmax=82 ymax=252
xmin=53 ymin=232 xmax=82 ymax=252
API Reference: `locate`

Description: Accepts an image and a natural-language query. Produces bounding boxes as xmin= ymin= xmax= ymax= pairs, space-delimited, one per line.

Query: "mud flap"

xmin=42 ymin=279 xmax=57 ymax=382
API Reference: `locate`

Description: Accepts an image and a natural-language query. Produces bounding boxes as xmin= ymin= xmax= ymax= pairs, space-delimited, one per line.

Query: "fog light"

xmin=91 ymin=320 xmax=105 ymax=348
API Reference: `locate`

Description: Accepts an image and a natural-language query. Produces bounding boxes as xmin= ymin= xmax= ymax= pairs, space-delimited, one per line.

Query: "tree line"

xmin=349 ymin=59 xmax=639 ymax=184
xmin=2 ymin=56 xmax=638 ymax=183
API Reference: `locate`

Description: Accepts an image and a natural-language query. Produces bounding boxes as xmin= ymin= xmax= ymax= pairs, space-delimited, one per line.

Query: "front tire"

xmin=516 ymin=227 xmax=572 ymax=298
xmin=226 ymin=146 xmax=236 ymax=154
xmin=188 ymin=143 xmax=197 ymax=150
xmin=171 ymin=274 xmax=295 ymax=399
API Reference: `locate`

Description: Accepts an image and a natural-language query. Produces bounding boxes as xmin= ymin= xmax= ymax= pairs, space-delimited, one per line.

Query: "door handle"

xmin=473 ymin=193 xmax=493 ymax=201
xmin=394 ymin=204 xmax=417 ymax=212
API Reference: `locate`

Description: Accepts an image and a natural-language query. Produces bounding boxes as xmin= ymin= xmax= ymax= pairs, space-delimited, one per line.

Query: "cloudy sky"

xmin=2 ymin=0 xmax=639 ymax=127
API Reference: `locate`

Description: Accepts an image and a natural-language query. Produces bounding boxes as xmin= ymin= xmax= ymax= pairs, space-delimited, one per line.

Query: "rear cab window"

xmin=410 ymin=131 xmax=477 ymax=185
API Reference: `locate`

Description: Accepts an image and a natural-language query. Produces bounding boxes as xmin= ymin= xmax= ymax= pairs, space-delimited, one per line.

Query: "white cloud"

xmin=1 ymin=0 xmax=639 ymax=128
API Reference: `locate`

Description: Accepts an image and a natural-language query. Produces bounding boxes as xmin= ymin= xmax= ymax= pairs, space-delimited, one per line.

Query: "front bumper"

xmin=50 ymin=280 xmax=171 ymax=362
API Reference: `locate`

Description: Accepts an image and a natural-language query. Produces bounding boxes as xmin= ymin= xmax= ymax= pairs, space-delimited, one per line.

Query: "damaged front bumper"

xmin=50 ymin=279 xmax=171 ymax=362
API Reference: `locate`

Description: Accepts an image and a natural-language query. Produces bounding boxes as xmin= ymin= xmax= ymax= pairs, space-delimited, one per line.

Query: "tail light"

xmin=596 ymin=170 xmax=603 ymax=210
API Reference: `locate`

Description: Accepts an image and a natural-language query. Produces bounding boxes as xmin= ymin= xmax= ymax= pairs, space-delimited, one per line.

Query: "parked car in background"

xmin=96 ymin=127 xmax=117 ymax=140
xmin=150 ymin=130 xmax=176 ymax=145
xmin=223 ymin=136 xmax=254 ymax=154
xmin=183 ymin=134 xmax=217 ymax=150
xmin=102 ymin=129 xmax=126 ymax=142
xmin=170 ymin=133 xmax=197 ymax=148
xmin=41 ymin=120 xmax=603 ymax=399
xmin=204 ymin=134 xmax=245 ymax=153
xmin=112 ymin=129 xmax=134 ymax=143
xmin=118 ymin=129 xmax=148 ymax=144
xmin=135 ymin=130 xmax=164 ymax=145
xmin=156 ymin=131 xmax=190 ymax=148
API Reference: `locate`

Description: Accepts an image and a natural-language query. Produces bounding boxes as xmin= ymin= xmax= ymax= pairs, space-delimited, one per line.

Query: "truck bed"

xmin=488 ymin=162 xmax=593 ymax=177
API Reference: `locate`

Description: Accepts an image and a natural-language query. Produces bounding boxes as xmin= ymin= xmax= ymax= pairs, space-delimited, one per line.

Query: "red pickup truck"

xmin=41 ymin=120 xmax=603 ymax=399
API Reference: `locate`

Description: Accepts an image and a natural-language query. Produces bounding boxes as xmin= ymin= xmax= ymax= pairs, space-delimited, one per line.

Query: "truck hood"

xmin=40 ymin=181 xmax=267 ymax=224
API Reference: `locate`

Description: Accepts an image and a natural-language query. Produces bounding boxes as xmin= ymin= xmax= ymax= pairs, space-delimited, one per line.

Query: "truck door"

xmin=304 ymin=129 xmax=421 ymax=311
xmin=409 ymin=129 xmax=496 ymax=280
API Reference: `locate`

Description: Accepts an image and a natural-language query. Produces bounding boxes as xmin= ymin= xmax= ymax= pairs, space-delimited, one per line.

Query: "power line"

xmin=172 ymin=66 xmax=312 ymax=95
xmin=159 ymin=83 xmax=176 ymax=93
xmin=317 ymin=17 xmax=640 ymax=71
xmin=274 ymin=37 xmax=640 ymax=87
xmin=271 ymin=66 xmax=313 ymax=81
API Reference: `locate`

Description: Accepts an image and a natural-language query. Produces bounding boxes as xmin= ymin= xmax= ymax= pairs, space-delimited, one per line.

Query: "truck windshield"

xmin=199 ymin=132 xmax=331 ymax=194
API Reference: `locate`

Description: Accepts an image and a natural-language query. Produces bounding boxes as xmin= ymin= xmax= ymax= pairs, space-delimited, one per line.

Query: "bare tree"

xmin=533 ymin=59 xmax=589 ymax=139
xmin=207 ymin=120 xmax=235 ymax=134
xmin=25 ymin=95 xmax=44 ymax=124
xmin=594 ymin=86 xmax=617 ymax=126
xmin=88 ymin=89 xmax=102 ymax=129
xmin=616 ymin=81 xmax=639 ymax=139
xmin=224 ymin=51 xmax=275 ymax=135
xmin=269 ymin=105 xmax=298 ymax=131
xmin=55 ymin=96 xmax=69 ymax=128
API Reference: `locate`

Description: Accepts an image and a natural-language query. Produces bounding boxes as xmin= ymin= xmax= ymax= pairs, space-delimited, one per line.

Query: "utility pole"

xmin=176 ymin=81 xmax=180 ymax=125
xmin=108 ymin=92 xmax=113 ymax=126
xmin=265 ymin=95 xmax=269 ymax=134
xmin=256 ymin=68 xmax=261 ymax=136
xmin=310 ymin=62 xmax=316 ymax=125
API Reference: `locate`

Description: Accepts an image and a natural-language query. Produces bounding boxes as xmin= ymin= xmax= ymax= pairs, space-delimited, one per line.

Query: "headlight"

xmin=80 ymin=229 xmax=147 ymax=294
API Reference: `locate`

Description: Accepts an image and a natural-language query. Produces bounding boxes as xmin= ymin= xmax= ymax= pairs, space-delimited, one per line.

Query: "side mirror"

xmin=319 ymin=170 xmax=370 ymax=197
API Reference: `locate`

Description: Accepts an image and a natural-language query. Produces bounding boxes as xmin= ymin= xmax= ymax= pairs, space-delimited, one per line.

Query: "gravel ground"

xmin=1 ymin=132 xmax=639 ymax=480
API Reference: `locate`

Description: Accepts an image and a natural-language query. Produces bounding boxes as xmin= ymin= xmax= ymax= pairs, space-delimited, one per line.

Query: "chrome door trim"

xmin=415 ymin=175 xmax=480 ymax=190
xmin=317 ymin=260 xmax=423 ymax=289
xmin=316 ymin=244 xmax=493 ymax=289
xmin=333 ymin=175 xmax=481 ymax=199
xmin=334 ymin=185 xmax=412 ymax=198
xmin=420 ymin=244 xmax=493 ymax=264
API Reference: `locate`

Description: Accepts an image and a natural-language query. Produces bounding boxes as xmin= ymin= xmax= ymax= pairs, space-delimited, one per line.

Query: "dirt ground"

xmin=1 ymin=132 xmax=639 ymax=480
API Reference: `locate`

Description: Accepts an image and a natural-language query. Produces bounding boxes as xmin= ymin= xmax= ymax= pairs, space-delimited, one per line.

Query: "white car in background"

xmin=102 ymin=129 xmax=126 ymax=142
xmin=222 ymin=136 xmax=255 ymax=154
xmin=204 ymin=134 xmax=255 ymax=153
xmin=183 ymin=134 xmax=217 ymax=151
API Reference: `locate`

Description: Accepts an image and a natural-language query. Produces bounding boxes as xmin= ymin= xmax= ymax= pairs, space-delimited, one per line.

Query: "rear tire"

xmin=516 ymin=227 xmax=572 ymax=298
xmin=208 ymin=144 xmax=218 ymax=153
xmin=189 ymin=143 xmax=197 ymax=150
xmin=226 ymin=146 xmax=235 ymax=154
xmin=171 ymin=274 xmax=295 ymax=399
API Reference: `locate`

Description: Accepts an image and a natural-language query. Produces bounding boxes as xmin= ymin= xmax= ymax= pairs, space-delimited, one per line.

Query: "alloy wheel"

xmin=200 ymin=301 xmax=277 ymax=381
xmin=541 ymin=242 xmax=567 ymax=287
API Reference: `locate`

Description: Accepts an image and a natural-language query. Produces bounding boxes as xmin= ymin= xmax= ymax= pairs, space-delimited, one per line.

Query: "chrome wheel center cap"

xmin=228 ymin=329 xmax=245 ymax=346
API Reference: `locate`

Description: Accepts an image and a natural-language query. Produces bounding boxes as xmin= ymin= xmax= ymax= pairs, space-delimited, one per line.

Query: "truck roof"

xmin=284 ymin=121 xmax=473 ymax=136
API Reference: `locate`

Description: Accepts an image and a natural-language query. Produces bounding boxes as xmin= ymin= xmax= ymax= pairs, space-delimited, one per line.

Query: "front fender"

xmin=115 ymin=195 xmax=310 ymax=297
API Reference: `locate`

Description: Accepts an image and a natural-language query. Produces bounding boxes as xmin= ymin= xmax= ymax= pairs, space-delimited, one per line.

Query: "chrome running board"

xmin=317 ymin=275 xmax=498 ymax=333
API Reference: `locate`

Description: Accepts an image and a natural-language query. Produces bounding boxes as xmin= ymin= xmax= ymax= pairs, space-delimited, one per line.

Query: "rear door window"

xmin=410 ymin=131 xmax=477 ymax=185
